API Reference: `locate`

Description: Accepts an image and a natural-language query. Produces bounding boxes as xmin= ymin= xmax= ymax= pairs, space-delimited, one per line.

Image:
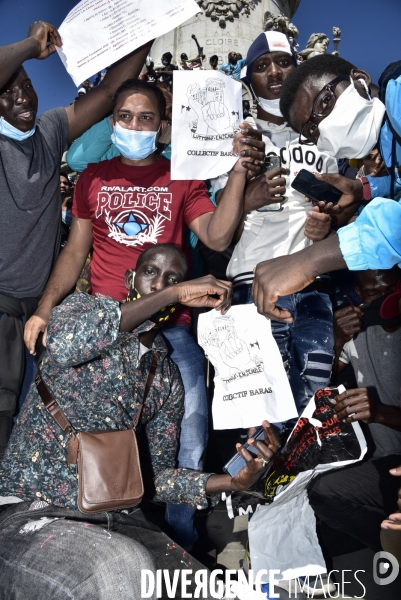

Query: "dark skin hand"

xmin=333 ymin=387 xmax=401 ymax=430
xmin=333 ymin=387 xmax=378 ymax=424
xmin=313 ymin=173 xmax=363 ymax=214
xmin=232 ymin=123 xmax=266 ymax=178
xmin=304 ymin=205 xmax=332 ymax=242
xmin=0 ymin=21 xmax=62 ymax=91
xmin=205 ymin=420 xmax=280 ymax=495
xmin=362 ymin=149 xmax=387 ymax=178
xmin=232 ymin=166 xmax=287 ymax=240
xmin=335 ymin=305 xmax=363 ymax=343
xmin=252 ymin=233 xmax=347 ymax=321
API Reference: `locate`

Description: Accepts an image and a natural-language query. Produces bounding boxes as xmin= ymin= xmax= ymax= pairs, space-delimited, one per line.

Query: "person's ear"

xmin=124 ymin=269 xmax=135 ymax=291
xmin=350 ymin=69 xmax=372 ymax=98
xmin=157 ymin=119 xmax=168 ymax=140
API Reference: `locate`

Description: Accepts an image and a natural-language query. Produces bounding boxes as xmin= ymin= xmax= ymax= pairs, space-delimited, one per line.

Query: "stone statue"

xmin=299 ymin=33 xmax=330 ymax=60
xmin=263 ymin=10 xmax=299 ymax=50
xmin=197 ymin=0 xmax=257 ymax=26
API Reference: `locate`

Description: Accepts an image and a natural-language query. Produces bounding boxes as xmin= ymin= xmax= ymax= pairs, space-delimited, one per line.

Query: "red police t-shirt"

xmin=72 ymin=156 xmax=215 ymax=325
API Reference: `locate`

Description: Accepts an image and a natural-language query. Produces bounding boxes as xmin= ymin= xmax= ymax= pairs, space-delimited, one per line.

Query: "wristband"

xmin=358 ymin=176 xmax=371 ymax=202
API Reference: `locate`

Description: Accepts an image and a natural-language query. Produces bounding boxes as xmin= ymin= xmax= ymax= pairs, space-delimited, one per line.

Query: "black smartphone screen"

xmin=291 ymin=169 xmax=342 ymax=204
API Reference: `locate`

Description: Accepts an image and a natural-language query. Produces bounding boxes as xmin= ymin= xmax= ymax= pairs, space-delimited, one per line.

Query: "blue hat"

xmin=242 ymin=31 xmax=297 ymax=85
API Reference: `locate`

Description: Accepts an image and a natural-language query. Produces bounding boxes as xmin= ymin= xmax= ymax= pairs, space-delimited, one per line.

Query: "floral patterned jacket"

xmin=0 ymin=293 xmax=212 ymax=509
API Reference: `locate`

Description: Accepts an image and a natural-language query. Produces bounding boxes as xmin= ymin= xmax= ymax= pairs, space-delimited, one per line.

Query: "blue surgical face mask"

xmin=0 ymin=116 xmax=36 ymax=141
xmin=111 ymin=121 xmax=159 ymax=160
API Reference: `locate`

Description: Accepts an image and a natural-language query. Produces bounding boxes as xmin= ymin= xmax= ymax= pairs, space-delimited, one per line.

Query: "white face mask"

xmin=257 ymin=96 xmax=283 ymax=117
xmin=316 ymin=78 xmax=386 ymax=159
xmin=250 ymin=85 xmax=283 ymax=117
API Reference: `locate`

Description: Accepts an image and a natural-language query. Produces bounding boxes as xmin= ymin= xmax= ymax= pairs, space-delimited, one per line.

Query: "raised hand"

xmin=219 ymin=337 xmax=253 ymax=371
xmin=202 ymin=101 xmax=232 ymax=133
xmin=232 ymin=123 xmax=265 ymax=178
xmin=28 ymin=21 xmax=62 ymax=60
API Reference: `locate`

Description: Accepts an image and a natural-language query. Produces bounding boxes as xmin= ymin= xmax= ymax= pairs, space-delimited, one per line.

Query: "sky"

xmin=0 ymin=0 xmax=400 ymax=115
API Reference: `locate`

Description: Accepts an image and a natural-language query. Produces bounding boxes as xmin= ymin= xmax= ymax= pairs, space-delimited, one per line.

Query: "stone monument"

xmin=151 ymin=0 xmax=301 ymax=68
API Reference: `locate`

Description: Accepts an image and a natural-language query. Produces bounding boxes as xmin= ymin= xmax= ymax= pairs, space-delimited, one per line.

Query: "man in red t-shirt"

xmin=25 ymin=78 xmax=264 ymax=546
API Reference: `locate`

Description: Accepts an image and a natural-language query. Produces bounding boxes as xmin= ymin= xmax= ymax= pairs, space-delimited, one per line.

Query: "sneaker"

xmin=276 ymin=574 xmax=337 ymax=596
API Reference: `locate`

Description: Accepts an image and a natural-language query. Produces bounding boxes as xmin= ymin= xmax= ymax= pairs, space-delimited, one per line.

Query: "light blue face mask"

xmin=111 ymin=121 xmax=159 ymax=160
xmin=0 ymin=116 xmax=36 ymax=141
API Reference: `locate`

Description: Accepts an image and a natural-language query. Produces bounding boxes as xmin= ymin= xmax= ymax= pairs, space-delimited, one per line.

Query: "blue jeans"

xmin=162 ymin=325 xmax=208 ymax=547
xmin=232 ymin=285 xmax=334 ymax=414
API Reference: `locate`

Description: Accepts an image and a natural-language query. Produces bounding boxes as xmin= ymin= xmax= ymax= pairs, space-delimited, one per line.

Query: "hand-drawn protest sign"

xmin=171 ymin=70 xmax=243 ymax=180
xmin=198 ymin=304 xmax=297 ymax=429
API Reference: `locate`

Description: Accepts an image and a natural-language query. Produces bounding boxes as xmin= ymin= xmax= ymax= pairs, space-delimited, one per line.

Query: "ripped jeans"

xmin=232 ymin=285 xmax=334 ymax=415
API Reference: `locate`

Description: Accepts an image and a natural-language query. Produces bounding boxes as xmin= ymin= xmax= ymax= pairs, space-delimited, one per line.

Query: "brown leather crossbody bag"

xmin=35 ymin=352 xmax=158 ymax=514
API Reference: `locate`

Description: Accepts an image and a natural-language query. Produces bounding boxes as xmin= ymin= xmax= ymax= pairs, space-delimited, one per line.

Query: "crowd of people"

xmin=0 ymin=15 xmax=401 ymax=599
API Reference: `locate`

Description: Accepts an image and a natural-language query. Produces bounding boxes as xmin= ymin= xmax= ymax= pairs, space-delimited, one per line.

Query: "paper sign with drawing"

xmin=198 ymin=305 xmax=298 ymax=429
xmin=171 ymin=70 xmax=243 ymax=180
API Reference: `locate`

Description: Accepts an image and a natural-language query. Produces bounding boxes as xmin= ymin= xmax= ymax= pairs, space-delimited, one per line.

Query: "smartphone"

xmin=223 ymin=427 xmax=266 ymax=476
xmin=257 ymin=155 xmax=283 ymax=212
xmin=291 ymin=169 xmax=342 ymax=204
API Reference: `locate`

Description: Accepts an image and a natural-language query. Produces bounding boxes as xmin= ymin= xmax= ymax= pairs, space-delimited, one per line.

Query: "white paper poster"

xmin=171 ymin=70 xmax=243 ymax=180
xmin=57 ymin=0 xmax=201 ymax=86
xmin=198 ymin=304 xmax=298 ymax=429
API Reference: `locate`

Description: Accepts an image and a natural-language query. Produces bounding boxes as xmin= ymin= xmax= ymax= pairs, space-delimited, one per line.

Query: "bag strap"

xmin=35 ymin=371 xmax=76 ymax=437
xmin=35 ymin=350 xmax=160 ymax=435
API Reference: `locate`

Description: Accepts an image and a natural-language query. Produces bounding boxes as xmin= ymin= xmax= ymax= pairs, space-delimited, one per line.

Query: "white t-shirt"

xmin=223 ymin=117 xmax=338 ymax=286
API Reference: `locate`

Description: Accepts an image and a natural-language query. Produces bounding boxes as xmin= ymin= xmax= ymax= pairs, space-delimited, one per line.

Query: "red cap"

xmin=380 ymin=291 xmax=401 ymax=319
